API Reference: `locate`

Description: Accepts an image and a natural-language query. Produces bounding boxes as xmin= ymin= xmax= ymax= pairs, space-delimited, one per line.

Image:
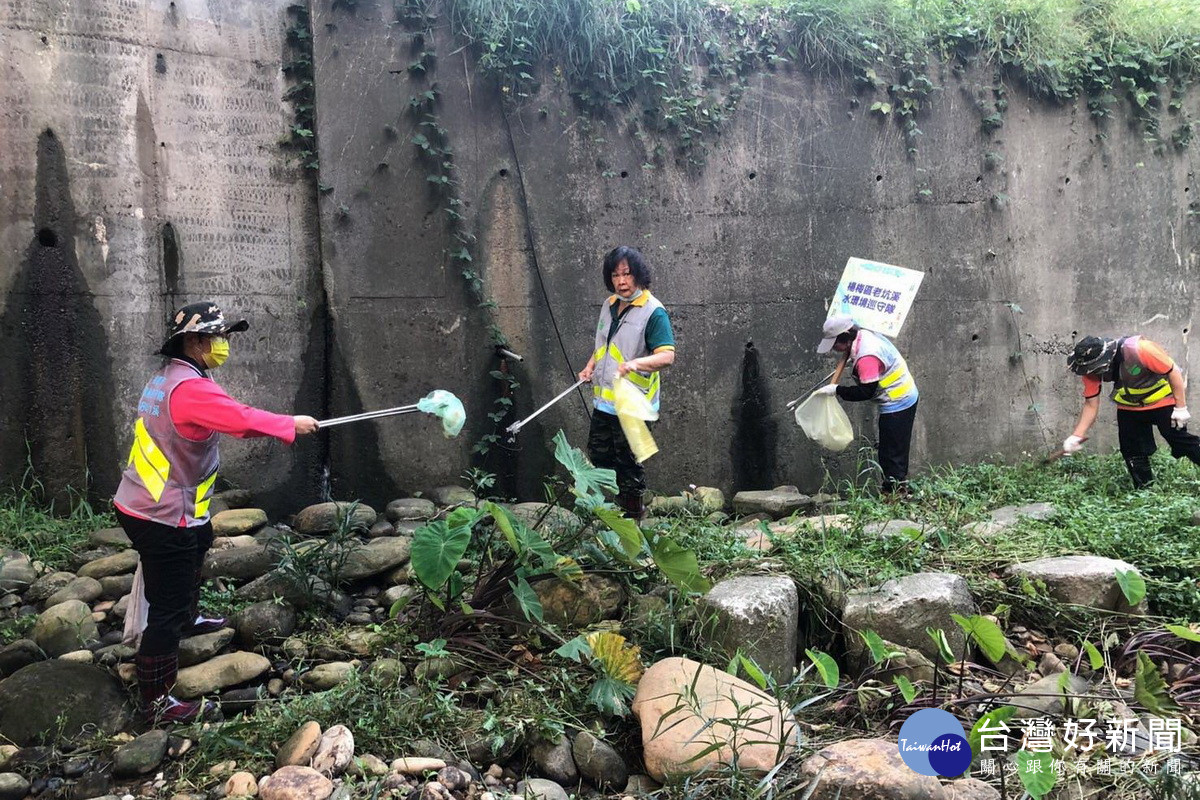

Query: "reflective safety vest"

xmin=592 ymin=292 xmax=665 ymax=415
xmin=852 ymin=330 xmax=918 ymax=414
xmin=1111 ymin=335 xmax=1174 ymax=407
xmin=113 ymin=360 xmax=220 ymax=527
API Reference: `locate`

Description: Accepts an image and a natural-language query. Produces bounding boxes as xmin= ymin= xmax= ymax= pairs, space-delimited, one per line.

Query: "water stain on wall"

xmin=731 ymin=341 xmax=777 ymax=491
xmin=0 ymin=130 xmax=118 ymax=506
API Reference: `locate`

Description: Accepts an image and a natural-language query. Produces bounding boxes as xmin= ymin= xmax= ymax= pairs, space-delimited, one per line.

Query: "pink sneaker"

xmin=185 ymin=614 xmax=229 ymax=636
xmin=146 ymin=695 xmax=214 ymax=724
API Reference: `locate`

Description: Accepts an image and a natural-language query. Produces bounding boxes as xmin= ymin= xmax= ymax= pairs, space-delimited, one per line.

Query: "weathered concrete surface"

xmin=310 ymin=0 xmax=1200 ymax=500
xmin=0 ymin=0 xmax=323 ymax=508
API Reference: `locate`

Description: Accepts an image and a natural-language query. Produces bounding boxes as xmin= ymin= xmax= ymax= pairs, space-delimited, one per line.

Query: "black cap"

xmin=160 ymin=301 xmax=249 ymax=353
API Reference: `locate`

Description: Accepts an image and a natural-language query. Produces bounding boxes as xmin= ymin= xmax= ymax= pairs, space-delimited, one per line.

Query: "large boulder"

xmin=32 ymin=600 xmax=98 ymax=656
xmin=632 ymin=657 xmax=797 ymax=782
xmin=293 ymin=502 xmax=376 ymax=536
xmin=732 ymin=487 xmax=811 ymax=518
xmin=0 ymin=661 xmax=130 ymax=745
xmin=799 ymin=738 xmax=948 ymax=799
xmin=0 ymin=640 xmax=45 ymax=678
xmin=234 ymin=601 xmax=297 ymax=648
xmin=0 ymin=552 xmax=36 ymax=594
xmin=204 ymin=544 xmax=277 ymax=581
xmin=385 ymin=498 xmax=437 ymax=522
xmin=843 ymin=573 xmax=975 ymax=663
xmin=534 ymin=575 xmax=624 ymax=627
xmin=179 ymin=628 xmax=236 ymax=667
xmin=174 ymin=652 xmax=271 ymax=699
xmin=1006 ymin=556 xmax=1147 ymax=613
xmin=212 ymin=508 xmax=269 ymax=536
xmin=698 ymin=575 xmax=799 ymax=683
xmin=339 ymin=537 xmax=413 ymax=581
xmin=77 ymin=550 xmax=139 ymax=579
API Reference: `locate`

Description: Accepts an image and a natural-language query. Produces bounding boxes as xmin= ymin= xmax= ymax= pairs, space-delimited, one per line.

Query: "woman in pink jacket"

xmin=113 ymin=302 xmax=318 ymax=723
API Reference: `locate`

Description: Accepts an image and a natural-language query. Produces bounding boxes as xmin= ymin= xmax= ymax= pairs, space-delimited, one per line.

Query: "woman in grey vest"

xmin=577 ymin=247 xmax=676 ymax=519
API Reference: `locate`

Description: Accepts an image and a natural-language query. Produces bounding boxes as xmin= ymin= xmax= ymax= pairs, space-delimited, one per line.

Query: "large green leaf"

xmin=595 ymin=507 xmax=644 ymax=563
xmin=485 ymin=501 xmax=520 ymax=553
xmin=893 ymin=675 xmax=917 ymax=703
xmin=1082 ymin=640 xmax=1105 ymax=670
xmin=1165 ymin=623 xmax=1200 ymax=644
xmin=588 ymin=676 xmax=636 ymax=717
xmin=553 ymin=636 xmax=592 ymax=663
xmin=552 ymin=430 xmax=617 ymax=508
xmin=951 ymin=613 xmax=1008 ymax=665
xmin=647 ymin=534 xmax=710 ymax=593
xmin=1134 ymin=650 xmax=1181 ymax=715
xmin=968 ymin=706 xmax=1016 ymax=764
xmin=860 ymin=629 xmax=904 ymax=665
xmin=1015 ymin=750 xmax=1056 ymax=799
xmin=410 ymin=510 xmax=476 ymax=591
xmin=1115 ymin=568 xmax=1146 ymax=606
xmin=510 ymin=576 xmax=543 ymax=622
xmin=805 ymin=649 xmax=840 ymax=688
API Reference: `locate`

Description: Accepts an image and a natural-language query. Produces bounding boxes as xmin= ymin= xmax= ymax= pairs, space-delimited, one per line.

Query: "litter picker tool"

xmin=506 ymin=378 xmax=587 ymax=439
xmin=1042 ymin=436 xmax=1087 ymax=465
xmin=787 ymin=356 xmax=849 ymax=411
xmin=317 ymin=390 xmax=466 ymax=438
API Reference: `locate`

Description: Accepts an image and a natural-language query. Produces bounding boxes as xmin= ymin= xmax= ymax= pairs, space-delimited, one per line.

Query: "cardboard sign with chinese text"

xmin=827 ymin=257 xmax=924 ymax=337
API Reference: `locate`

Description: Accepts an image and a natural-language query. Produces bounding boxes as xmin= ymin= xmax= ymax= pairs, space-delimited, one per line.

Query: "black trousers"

xmin=587 ymin=410 xmax=646 ymax=497
xmin=115 ymin=507 xmax=213 ymax=657
xmin=1116 ymin=405 xmax=1200 ymax=488
xmin=878 ymin=401 xmax=918 ymax=492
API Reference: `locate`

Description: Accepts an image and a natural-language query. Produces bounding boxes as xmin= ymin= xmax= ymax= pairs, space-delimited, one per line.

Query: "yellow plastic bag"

xmin=613 ymin=377 xmax=659 ymax=463
xmin=794 ymin=392 xmax=854 ymax=452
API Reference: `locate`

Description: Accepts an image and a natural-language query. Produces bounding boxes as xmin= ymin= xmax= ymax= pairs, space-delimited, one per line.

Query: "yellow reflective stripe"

xmin=626 ymin=370 xmax=653 ymax=390
xmin=130 ymin=419 xmax=170 ymax=502
xmin=1114 ymin=378 xmax=1172 ymax=406
xmin=878 ymin=366 xmax=908 ymax=388
xmin=885 ymin=378 xmax=915 ymax=399
xmin=194 ymin=471 xmax=217 ymax=518
xmin=593 ymin=345 xmax=607 ymax=362
xmin=595 ymin=385 xmax=616 ymax=402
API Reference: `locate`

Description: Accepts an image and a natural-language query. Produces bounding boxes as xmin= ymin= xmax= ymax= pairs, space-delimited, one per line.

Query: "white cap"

xmin=817 ymin=314 xmax=856 ymax=354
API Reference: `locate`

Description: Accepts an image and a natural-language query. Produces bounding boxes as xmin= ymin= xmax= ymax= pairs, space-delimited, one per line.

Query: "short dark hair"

xmin=835 ymin=329 xmax=858 ymax=346
xmin=602 ymin=246 xmax=652 ymax=292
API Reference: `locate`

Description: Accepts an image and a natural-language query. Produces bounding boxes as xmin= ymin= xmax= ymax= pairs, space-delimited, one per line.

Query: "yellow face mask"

xmin=203 ymin=336 xmax=230 ymax=369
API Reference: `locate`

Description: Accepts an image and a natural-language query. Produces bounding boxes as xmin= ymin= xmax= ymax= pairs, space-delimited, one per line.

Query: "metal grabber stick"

xmin=316 ymin=405 xmax=421 ymax=429
xmin=506 ymin=378 xmax=587 ymax=439
xmin=786 ymin=355 xmax=848 ymax=411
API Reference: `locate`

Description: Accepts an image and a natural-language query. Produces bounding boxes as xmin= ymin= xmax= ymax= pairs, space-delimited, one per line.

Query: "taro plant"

xmin=554 ymin=630 xmax=644 ymax=717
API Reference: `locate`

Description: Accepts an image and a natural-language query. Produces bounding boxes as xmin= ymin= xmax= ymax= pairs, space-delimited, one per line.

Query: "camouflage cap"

xmin=160 ymin=301 xmax=249 ymax=352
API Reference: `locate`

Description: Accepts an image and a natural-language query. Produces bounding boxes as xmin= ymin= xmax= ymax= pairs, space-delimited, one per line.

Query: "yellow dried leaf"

xmin=585 ymin=631 xmax=643 ymax=684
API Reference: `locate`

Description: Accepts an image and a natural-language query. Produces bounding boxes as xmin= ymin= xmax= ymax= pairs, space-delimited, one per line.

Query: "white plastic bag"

xmin=613 ymin=377 xmax=658 ymax=463
xmin=794 ymin=392 xmax=854 ymax=452
xmin=417 ymin=389 xmax=466 ymax=438
xmin=122 ymin=561 xmax=149 ymax=647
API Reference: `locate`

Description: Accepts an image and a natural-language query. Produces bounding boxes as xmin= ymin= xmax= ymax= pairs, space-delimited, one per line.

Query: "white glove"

xmin=814 ymin=384 xmax=839 ymax=396
xmin=1062 ymin=435 xmax=1085 ymax=455
xmin=1172 ymin=406 xmax=1191 ymax=429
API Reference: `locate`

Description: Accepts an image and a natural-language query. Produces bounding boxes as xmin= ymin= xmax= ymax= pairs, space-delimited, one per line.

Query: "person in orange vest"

xmin=113 ymin=302 xmax=319 ymax=723
xmin=1063 ymin=335 xmax=1198 ymax=487
xmin=577 ymin=246 xmax=675 ymax=519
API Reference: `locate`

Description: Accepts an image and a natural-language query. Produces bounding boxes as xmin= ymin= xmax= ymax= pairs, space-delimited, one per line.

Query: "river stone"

xmin=89 ymin=527 xmax=130 ymax=548
xmin=366 ymin=658 xmax=407 ymax=687
xmin=944 ymin=778 xmax=1001 ymax=800
xmin=26 ymin=571 xmax=76 ymax=604
xmin=572 ymin=731 xmax=627 ymax=790
xmin=204 ymin=544 xmax=276 ymax=581
xmin=0 ymin=640 xmax=44 ymax=678
xmin=78 ymin=550 xmax=139 ymax=579
xmin=731 ymin=487 xmax=812 ymax=518
xmin=534 ymin=574 xmax=624 ymax=627
xmin=694 ymin=487 xmax=725 ymax=514
xmin=530 ymin=735 xmax=578 ymax=786
xmin=632 ymin=657 xmax=797 ymax=782
xmin=99 ymin=573 xmax=135 ymax=599
xmin=513 ymin=778 xmax=568 ymax=800
xmin=44 ymin=576 xmax=103 ymax=608
xmin=300 ymin=662 xmax=355 ymax=691
xmin=1006 ymin=556 xmax=1147 ymax=613
xmin=428 ymin=486 xmax=476 ymax=507
xmin=179 ymin=628 xmax=236 ymax=667
xmin=698 ymin=575 xmax=799 ymax=683
xmin=113 ymin=730 xmax=169 ymax=777
xmin=385 ymin=498 xmax=437 ymax=522
xmin=842 ymin=573 xmax=976 ymax=663
xmin=391 ymin=758 xmax=447 ymax=774
xmin=293 ymin=502 xmax=376 ymax=536
xmin=259 ymin=766 xmax=333 ymax=800
xmin=213 ymin=508 xmax=269 ymax=536
xmin=311 ymin=724 xmax=354 ymax=777
xmin=234 ymin=601 xmax=297 ymax=647
xmin=964 ymin=502 xmax=1058 ymax=538
xmin=1013 ymin=672 xmax=1091 ymax=719
xmin=0 ymin=773 xmax=29 ymax=800
xmin=367 ymin=520 xmax=396 ymax=538
xmin=277 ymin=721 xmax=323 ymax=769
xmin=0 ymin=552 xmax=36 ymax=594
xmin=33 ymin=599 xmax=98 ymax=656
xmin=340 ymin=537 xmax=412 ymax=581
xmin=174 ymin=652 xmax=271 ymax=699
xmin=224 ymin=772 xmax=259 ymax=798
xmin=799 ymin=738 xmax=947 ymax=799
xmin=0 ymin=661 xmax=130 ymax=745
